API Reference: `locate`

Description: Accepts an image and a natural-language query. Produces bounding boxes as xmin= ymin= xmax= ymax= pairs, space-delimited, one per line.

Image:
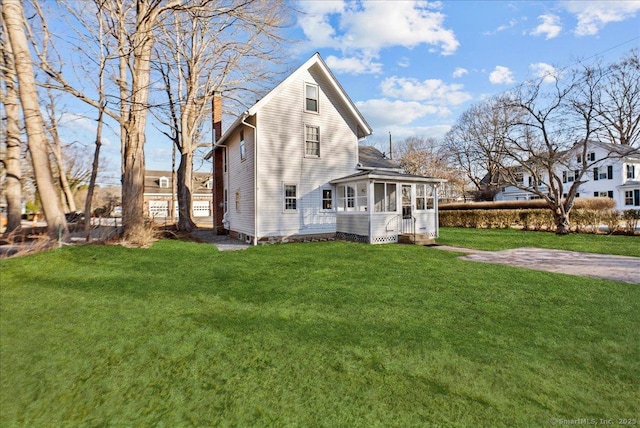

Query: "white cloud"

xmin=325 ymin=54 xmax=383 ymax=75
xmin=398 ymin=57 xmax=411 ymax=68
xmin=529 ymin=62 xmax=559 ymax=83
xmin=484 ymin=18 xmax=519 ymax=35
xmin=366 ymin=124 xmax=452 ymax=143
xmin=380 ymin=76 xmax=472 ymax=105
xmin=298 ymin=0 xmax=459 ymax=67
xmin=530 ymin=14 xmax=562 ymax=39
xmin=489 ymin=66 xmax=515 ymax=84
xmin=356 ymin=99 xmax=449 ymax=128
xmin=298 ymin=1 xmax=346 ymax=49
xmin=452 ymin=67 xmax=468 ymax=78
xmin=562 ymin=1 xmax=640 ymax=36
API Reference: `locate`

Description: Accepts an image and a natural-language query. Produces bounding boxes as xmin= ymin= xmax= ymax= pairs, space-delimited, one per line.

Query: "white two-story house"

xmin=494 ymin=141 xmax=640 ymax=210
xmin=207 ymin=54 xmax=444 ymax=245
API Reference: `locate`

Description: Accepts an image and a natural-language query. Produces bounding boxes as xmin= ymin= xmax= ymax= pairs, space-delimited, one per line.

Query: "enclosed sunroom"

xmin=330 ymin=170 xmax=445 ymax=244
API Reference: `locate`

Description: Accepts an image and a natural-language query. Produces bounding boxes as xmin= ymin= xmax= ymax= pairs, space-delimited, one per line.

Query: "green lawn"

xmin=1 ymin=240 xmax=638 ymax=426
xmin=438 ymin=227 xmax=640 ymax=257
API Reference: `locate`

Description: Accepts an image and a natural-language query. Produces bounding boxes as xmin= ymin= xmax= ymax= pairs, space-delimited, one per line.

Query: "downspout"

xmin=242 ymin=115 xmax=258 ymax=246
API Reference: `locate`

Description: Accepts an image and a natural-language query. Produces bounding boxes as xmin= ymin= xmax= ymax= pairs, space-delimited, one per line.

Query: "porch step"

xmin=398 ymin=233 xmax=436 ymax=246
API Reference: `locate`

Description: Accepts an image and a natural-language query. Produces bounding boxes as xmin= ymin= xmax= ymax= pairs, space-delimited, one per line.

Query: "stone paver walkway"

xmin=190 ymin=230 xmax=250 ymax=251
xmin=434 ymin=246 xmax=640 ymax=284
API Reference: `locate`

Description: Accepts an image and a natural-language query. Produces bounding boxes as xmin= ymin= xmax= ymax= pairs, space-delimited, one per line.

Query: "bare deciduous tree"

xmin=0 ymin=19 xmax=23 ymax=234
xmin=446 ymin=53 xmax=639 ymax=234
xmin=442 ymin=95 xmax=517 ymax=196
xmin=397 ymin=137 xmax=467 ymax=201
xmin=2 ymin=0 xmax=68 ymax=239
xmin=594 ymin=49 xmax=640 ymax=147
xmin=152 ymin=1 xmax=290 ymax=231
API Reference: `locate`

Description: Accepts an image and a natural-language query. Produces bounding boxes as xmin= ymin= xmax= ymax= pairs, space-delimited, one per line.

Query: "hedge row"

xmin=439 ymin=197 xmax=615 ymax=211
xmin=438 ymin=208 xmax=640 ymax=234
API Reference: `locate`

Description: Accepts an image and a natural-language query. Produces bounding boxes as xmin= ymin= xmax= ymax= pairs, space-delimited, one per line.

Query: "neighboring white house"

xmin=207 ymin=53 xmax=444 ymax=245
xmin=493 ymin=141 xmax=640 ymax=210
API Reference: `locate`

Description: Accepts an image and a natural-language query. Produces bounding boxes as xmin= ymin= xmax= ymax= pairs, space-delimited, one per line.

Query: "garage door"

xmin=149 ymin=200 xmax=169 ymax=217
xmin=193 ymin=201 xmax=210 ymax=217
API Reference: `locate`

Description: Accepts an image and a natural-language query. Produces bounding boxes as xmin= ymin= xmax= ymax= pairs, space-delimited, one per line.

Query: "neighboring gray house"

xmin=208 ymin=53 xmax=444 ymax=245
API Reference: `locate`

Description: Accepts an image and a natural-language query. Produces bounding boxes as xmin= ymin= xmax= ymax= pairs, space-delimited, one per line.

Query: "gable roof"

xmin=144 ymin=170 xmax=212 ymax=195
xmin=358 ymin=146 xmax=401 ymax=170
xmin=214 ymin=53 xmax=372 ymax=147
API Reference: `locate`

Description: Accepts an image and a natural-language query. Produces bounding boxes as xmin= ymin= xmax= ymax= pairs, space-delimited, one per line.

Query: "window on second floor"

xmin=305 ymin=125 xmax=320 ymax=157
xmin=159 ymin=176 xmax=169 ymax=188
xmin=305 ymin=83 xmax=318 ymax=113
xmin=563 ymin=170 xmax=579 ymax=183
xmin=627 ymin=164 xmax=636 ymax=179
xmin=514 ymin=172 xmax=524 ymax=184
xmin=587 ymin=152 xmax=596 ymax=161
xmin=593 ymin=166 xmax=613 ymax=180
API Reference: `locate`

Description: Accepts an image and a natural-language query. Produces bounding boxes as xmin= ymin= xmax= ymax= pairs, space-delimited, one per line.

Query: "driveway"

xmin=434 ymin=246 xmax=640 ymax=284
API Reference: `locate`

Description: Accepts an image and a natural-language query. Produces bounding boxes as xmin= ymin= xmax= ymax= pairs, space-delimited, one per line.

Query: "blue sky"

xmin=52 ymin=1 xmax=640 ymax=181
xmin=285 ymin=0 xmax=640 ymax=147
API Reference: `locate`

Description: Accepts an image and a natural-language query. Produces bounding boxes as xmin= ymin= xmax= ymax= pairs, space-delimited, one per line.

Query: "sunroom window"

xmin=337 ymin=184 xmax=367 ymax=211
xmin=374 ymin=183 xmax=397 ymax=212
xmin=416 ymin=184 xmax=434 ymax=210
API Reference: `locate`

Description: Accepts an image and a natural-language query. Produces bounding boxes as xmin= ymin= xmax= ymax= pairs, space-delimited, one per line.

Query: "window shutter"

xmin=607 ymin=165 xmax=613 ymax=179
xmin=607 ymin=191 xmax=613 ymax=199
xmin=594 ymin=192 xmax=598 ymax=197
xmin=593 ymin=168 xmax=598 ymax=181
xmin=563 ymin=171 xmax=567 ymax=183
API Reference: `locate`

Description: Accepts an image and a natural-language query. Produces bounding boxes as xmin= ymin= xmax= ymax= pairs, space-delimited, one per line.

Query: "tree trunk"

xmin=120 ymin=4 xmax=154 ymax=240
xmin=3 ymin=0 xmax=68 ymax=240
xmin=553 ymin=208 xmax=571 ymax=235
xmin=1 ymin=23 xmax=23 ymax=235
xmin=176 ymin=151 xmax=196 ymax=232
xmin=84 ymin=109 xmax=104 ymax=241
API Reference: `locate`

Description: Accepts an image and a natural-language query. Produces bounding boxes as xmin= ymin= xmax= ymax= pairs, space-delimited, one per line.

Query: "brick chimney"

xmin=212 ymin=90 xmax=222 ymax=143
xmin=211 ymin=90 xmax=225 ymax=234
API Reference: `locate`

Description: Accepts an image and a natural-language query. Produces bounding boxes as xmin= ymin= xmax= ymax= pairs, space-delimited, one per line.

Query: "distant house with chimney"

xmin=207 ymin=53 xmax=444 ymax=245
xmin=143 ymin=170 xmax=213 ymax=220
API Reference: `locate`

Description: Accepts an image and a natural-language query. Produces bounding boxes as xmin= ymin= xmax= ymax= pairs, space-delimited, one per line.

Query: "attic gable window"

xmin=305 ymin=83 xmax=318 ymax=113
xmin=159 ymin=177 xmax=169 ymax=188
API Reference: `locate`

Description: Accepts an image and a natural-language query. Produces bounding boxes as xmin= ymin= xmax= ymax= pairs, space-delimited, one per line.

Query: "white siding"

xmin=225 ymin=126 xmax=255 ymax=236
xmin=255 ymin=63 xmax=360 ymax=238
xmin=337 ymin=213 xmax=369 ymax=237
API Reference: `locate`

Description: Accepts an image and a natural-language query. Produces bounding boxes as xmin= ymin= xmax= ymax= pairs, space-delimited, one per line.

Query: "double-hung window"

xmin=305 ymin=125 xmax=320 ymax=157
xmin=322 ymin=189 xmax=333 ymax=210
xmin=627 ymin=164 xmax=636 ymax=179
xmin=625 ymin=191 xmax=634 ymax=205
xmin=284 ymin=184 xmax=297 ymax=211
xmin=305 ymin=83 xmax=318 ymax=113
xmin=593 ymin=166 xmax=613 ymax=180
